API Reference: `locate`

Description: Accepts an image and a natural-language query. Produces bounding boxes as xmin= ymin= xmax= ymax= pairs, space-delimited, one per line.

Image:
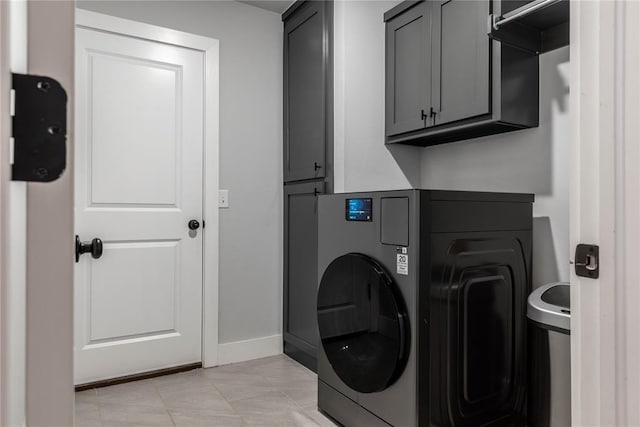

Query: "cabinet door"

xmin=283 ymin=181 xmax=324 ymax=371
xmin=284 ymin=2 xmax=328 ymax=182
xmin=385 ymin=2 xmax=430 ymax=137
xmin=431 ymin=0 xmax=490 ymax=126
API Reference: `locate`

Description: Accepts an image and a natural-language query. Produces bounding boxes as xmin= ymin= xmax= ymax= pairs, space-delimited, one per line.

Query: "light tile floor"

xmin=75 ymin=355 xmax=337 ymax=427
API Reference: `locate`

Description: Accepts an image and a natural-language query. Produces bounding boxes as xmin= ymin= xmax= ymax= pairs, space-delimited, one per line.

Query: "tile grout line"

xmin=152 ymin=375 xmax=177 ymax=427
xmin=204 ymin=368 xmax=250 ymax=424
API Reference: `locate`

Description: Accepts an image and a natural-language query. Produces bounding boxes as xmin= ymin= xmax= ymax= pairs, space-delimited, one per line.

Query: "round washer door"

xmin=317 ymin=253 xmax=410 ymax=393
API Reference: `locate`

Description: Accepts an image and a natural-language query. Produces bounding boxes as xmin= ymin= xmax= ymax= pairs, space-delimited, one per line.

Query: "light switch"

xmin=219 ymin=190 xmax=229 ymax=208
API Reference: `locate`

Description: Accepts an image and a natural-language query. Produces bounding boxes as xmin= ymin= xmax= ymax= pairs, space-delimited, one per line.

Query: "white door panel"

xmin=89 ymin=54 xmax=180 ymax=206
xmin=88 ymin=240 xmax=180 ymax=341
xmin=75 ymin=27 xmax=204 ymax=384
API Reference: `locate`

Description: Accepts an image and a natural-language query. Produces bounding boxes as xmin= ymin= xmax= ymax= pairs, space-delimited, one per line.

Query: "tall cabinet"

xmin=282 ymin=0 xmax=333 ymax=371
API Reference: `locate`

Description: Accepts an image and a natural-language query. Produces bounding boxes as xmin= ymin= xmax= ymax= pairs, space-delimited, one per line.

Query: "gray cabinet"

xmin=431 ymin=0 xmax=490 ymax=126
xmin=385 ymin=0 xmax=539 ymax=146
xmin=385 ymin=1 xmax=430 ymax=136
xmin=283 ymin=181 xmax=324 ymax=371
xmin=283 ymin=0 xmax=333 ymax=371
xmin=283 ymin=1 xmax=332 ymax=183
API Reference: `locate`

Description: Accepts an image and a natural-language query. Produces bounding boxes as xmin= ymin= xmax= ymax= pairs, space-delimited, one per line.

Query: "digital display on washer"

xmin=346 ymin=198 xmax=372 ymax=221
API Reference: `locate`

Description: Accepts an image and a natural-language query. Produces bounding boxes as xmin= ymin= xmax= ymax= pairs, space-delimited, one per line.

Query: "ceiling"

xmin=237 ymin=0 xmax=294 ymax=14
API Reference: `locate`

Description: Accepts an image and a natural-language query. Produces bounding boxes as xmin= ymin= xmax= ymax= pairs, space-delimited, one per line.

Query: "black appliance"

xmin=317 ymin=190 xmax=533 ymax=426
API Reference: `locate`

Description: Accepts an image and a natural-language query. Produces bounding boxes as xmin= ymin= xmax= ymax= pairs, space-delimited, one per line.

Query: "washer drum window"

xmin=317 ymin=253 xmax=410 ymax=393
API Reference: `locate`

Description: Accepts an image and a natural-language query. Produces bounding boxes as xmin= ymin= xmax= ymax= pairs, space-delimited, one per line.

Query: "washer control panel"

xmin=345 ymin=198 xmax=372 ymax=221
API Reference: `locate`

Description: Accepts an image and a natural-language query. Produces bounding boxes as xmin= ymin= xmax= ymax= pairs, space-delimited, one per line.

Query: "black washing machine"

xmin=316 ymin=190 xmax=532 ymax=426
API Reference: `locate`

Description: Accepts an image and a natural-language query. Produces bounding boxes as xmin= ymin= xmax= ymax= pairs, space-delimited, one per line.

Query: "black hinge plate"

xmin=575 ymin=244 xmax=599 ymax=279
xmin=12 ymin=73 xmax=67 ymax=182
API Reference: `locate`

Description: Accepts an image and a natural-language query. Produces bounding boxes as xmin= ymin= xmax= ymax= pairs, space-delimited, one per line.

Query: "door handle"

xmin=188 ymin=219 xmax=200 ymax=230
xmin=575 ymin=243 xmax=599 ymax=278
xmin=75 ymin=235 xmax=103 ymax=263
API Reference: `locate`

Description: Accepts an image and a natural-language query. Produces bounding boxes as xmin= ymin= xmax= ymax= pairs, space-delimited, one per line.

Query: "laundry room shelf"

xmin=489 ymin=0 xmax=569 ymax=54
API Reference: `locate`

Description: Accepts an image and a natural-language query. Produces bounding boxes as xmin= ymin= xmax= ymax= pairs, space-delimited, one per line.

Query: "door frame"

xmin=1 ymin=1 xmax=27 ymax=425
xmin=75 ymin=9 xmax=221 ymax=368
xmin=570 ymin=1 xmax=640 ymax=425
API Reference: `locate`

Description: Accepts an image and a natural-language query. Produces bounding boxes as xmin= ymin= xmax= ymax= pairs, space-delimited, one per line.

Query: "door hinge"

xmin=575 ymin=244 xmax=599 ymax=279
xmin=11 ymin=73 xmax=68 ymax=182
xmin=10 ymin=88 xmax=15 ymax=116
xmin=9 ymin=137 xmax=15 ymax=166
xmin=9 ymin=89 xmax=15 ymax=166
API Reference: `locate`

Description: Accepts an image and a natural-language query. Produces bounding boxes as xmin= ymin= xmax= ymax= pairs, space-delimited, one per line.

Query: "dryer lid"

xmin=317 ymin=253 xmax=409 ymax=393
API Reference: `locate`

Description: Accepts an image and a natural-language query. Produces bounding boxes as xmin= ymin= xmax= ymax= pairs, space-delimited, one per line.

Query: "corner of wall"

xmin=217 ymin=334 xmax=283 ymax=366
xmin=333 ymin=0 xmax=345 ymax=193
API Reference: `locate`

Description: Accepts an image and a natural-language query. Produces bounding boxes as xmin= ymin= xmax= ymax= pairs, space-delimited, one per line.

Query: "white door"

xmin=74 ymin=26 xmax=205 ymax=385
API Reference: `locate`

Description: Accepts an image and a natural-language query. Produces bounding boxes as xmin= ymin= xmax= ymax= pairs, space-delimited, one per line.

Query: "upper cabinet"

xmin=431 ymin=0 xmax=491 ymax=127
xmin=284 ymin=1 xmax=332 ymax=183
xmin=384 ymin=0 xmax=540 ymax=147
xmin=385 ymin=2 xmax=430 ymax=136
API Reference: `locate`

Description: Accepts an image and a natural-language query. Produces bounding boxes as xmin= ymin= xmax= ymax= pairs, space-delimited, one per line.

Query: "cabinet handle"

xmin=430 ymin=107 xmax=437 ymax=119
xmin=314 ymin=162 xmax=323 ymax=171
xmin=421 ymin=109 xmax=428 ymax=121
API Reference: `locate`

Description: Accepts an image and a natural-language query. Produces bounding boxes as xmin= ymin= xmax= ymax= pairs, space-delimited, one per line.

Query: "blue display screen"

xmin=346 ymin=198 xmax=372 ymax=221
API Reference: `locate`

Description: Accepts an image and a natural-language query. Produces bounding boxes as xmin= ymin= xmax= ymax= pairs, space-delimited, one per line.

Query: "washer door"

xmin=317 ymin=253 xmax=409 ymax=393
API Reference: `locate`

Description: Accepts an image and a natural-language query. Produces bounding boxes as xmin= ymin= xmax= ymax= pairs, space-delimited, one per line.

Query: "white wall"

xmin=335 ymin=0 xmax=570 ymax=287
xmin=77 ymin=1 xmax=284 ymax=345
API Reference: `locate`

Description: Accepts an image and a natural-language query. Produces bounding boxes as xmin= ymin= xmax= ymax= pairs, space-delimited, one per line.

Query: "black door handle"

xmin=188 ymin=220 xmax=200 ymax=230
xmin=75 ymin=235 xmax=103 ymax=263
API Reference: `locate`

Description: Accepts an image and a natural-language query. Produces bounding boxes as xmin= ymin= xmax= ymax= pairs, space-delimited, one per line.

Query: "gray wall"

xmin=77 ymin=1 xmax=284 ymax=344
xmin=420 ymin=48 xmax=570 ymax=287
xmin=334 ymin=0 xmax=570 ymax=287
xmin=334 ymin=0 xmax=422 ymax=193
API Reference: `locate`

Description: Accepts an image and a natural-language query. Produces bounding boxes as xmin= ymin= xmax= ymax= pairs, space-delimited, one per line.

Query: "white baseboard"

xmin=217 ymin=334 xmax=283 ymax=366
